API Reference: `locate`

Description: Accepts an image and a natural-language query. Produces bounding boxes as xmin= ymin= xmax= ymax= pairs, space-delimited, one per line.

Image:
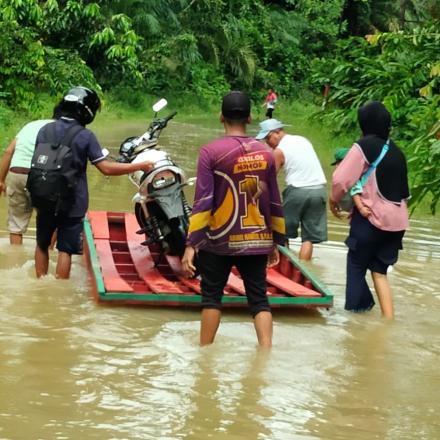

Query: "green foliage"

xmin=188 ymin=63 xmax=230 ymax=104
xmin=1 ymin=0 xmax=439 ymax=215
xmin=312 ymin=23 xmax=440 ymax=213
xmin=0 ymin=102 xmax=14 ymax=133
xmin=0 ymin=20 xmax=47 ymax=110
xmin=0 ymin=0 xmax=142 ymax=106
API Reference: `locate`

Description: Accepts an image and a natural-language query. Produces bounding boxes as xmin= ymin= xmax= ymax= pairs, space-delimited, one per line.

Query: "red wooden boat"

xmin=83 ymin=211 xmax=334 ymax=308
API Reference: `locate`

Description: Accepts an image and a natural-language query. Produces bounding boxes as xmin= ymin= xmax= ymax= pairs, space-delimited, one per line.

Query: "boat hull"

xmin=83 ymin=211 xmax=334 ymax=308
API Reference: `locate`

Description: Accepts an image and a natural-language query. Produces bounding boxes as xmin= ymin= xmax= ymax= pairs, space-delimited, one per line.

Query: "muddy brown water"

xmin=0 ymin=118 xmax=439 ymax=440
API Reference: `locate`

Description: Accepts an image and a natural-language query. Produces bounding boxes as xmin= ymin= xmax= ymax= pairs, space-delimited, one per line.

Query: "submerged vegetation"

xmin=0 ymin=0 xmax=439 ymax=212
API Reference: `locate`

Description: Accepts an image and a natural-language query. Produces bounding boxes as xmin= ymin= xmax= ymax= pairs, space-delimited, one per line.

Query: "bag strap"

xmin=360 ymin=140 xmax=390 ymax=184
xmin=59 ymin=123 xmax=84 ymax=149
xmin=45 ymin=121 xmax=58 ymax=145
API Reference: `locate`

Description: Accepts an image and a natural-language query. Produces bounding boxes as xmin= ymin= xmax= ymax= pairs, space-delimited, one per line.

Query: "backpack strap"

xmin=59 ymin=123 xmax=84 ymax=149
xmin=45 ymin=121 xmax=58 ymax=145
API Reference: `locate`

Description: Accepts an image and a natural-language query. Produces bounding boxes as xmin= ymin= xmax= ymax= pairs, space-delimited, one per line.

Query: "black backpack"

xmin=26 ymin=122 xmax=84 ymax=213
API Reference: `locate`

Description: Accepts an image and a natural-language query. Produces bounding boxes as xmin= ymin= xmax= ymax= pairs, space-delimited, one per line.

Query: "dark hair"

xmin=52 ymin=101 xmax=63 ymax=119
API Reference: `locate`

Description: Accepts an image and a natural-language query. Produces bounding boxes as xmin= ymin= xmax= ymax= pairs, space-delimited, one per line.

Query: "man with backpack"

xmin=28 ymin=86 xmax=154 ymax=279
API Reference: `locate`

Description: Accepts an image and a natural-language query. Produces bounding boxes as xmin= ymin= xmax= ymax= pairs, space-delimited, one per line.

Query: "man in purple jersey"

xmin=182 ymin=91 xmax=285 ymax=348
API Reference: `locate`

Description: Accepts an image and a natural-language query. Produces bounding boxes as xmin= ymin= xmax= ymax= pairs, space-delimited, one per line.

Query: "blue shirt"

xmin=36 ymin=118 xmax=106 ymax=217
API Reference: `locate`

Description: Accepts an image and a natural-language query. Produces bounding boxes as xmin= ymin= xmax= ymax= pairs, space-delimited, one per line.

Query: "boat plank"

xmin=94 ymin=240 xmax=134 ymax=292
xmin=88 ymin=211 xmax=110 ymax=239
xmin=226 ymin=272 xmax=246 ymax=295
xmin=124 ymin=213 xmax=184 ymax=294
xmin=266 ymin=268 xmax=321 ymax=297
xmin=163 ymin=255 xmax=202 ymax=294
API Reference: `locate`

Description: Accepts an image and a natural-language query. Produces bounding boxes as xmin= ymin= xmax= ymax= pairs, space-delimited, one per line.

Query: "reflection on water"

xmin=0 ymin=118 xmax=439 ymax=439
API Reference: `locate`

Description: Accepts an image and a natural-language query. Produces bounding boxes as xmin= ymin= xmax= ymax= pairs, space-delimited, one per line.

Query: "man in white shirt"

xmin=256 ymin=119 xmax=327 ymax=260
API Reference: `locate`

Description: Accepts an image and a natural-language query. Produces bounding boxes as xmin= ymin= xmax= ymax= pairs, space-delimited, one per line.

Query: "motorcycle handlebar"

xmin=149 ymin=111 xmax=177 ymax=138
xmin=162 ymin=111 xmax=177 ymax=125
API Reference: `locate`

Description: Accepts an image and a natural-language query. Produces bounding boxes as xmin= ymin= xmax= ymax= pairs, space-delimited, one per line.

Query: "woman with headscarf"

xmin=330 ymin=101 xmax=410 ymax=318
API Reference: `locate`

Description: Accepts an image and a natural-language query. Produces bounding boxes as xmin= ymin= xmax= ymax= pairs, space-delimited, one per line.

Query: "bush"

xmin=311 ymin=24 xmax=440 ymax=213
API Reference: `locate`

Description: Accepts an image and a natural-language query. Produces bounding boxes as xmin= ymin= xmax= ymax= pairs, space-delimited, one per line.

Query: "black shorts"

xmin=197 ymin=250 xmax=270 ymax=317
xmin=345 ymin=210 xmax=404 ymax=274
xmin=36 ymin=210 xmax=84 ymax=255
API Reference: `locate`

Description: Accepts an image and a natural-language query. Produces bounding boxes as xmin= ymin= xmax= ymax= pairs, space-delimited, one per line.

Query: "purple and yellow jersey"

xmin=187 ymin=136 xmax=285 ymax=255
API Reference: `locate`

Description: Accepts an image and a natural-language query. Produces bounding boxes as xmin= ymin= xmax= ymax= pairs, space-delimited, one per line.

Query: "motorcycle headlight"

xmin=152 ymin=170 xmax=176 ymax=189
xmin=119 ymin=137 xmax=137 ymax=158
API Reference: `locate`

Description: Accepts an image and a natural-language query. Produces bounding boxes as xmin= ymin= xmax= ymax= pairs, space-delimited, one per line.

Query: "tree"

xmin=312 ymin=23 xmax=440 ymax=213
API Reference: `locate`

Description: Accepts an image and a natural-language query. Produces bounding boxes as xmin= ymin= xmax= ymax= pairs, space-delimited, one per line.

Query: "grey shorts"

xmin=282 ymin=185 xmax=328 ymax=243
xmin=6 ymin=172 xmax=32 ymax=234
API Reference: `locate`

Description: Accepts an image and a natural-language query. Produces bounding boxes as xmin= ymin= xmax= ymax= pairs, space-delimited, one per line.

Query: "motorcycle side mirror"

xmin=186 ymin=177 xmax=197 ymax=186
xmin=152 ymin=98 xmax=167 ymax=113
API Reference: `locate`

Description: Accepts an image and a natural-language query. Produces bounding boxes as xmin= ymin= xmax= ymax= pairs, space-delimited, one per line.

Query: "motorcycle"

xmin=117 ymin=99 xmax=194 ymax=259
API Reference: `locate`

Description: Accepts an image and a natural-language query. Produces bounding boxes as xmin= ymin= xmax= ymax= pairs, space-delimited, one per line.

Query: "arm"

xmin=186 ymin=148 xmax=214 ymax=247
xmin=94 ymin=158 xmax=154 ymax=176
xmin=182 ymin=147 xmax=214 ymax=277
xmin=266 ymin=158 xmax=286 ymax=266
xmin=352 ymin=193 xmax=371 ymax=217
xmin=331 ymin=145 xmax=368 ymax=203
xmin=85 ymin=130 xmax=154 ymax=176
xmin=267 ymin=158 xmax=286 ymax=246
xmin=0 ymin=138 xmax=16 ymax=194
xmin=273 ymin=148 xmax=284 ymax=172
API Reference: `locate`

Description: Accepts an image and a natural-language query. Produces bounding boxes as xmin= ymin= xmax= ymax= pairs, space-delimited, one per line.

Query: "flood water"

xmin=0 ymin=116 xmax=439 ymax=440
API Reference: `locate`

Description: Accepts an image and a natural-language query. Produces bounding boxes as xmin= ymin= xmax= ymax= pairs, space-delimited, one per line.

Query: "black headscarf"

xmin=356 ymin=101 xmax=409 ymax=203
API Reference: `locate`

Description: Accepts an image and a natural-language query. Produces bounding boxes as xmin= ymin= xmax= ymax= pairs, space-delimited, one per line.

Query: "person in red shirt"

xmin=261 ymin=88 xmax=278 ymax=119
xmin=181 ymin=91 xmax=285 ymax=348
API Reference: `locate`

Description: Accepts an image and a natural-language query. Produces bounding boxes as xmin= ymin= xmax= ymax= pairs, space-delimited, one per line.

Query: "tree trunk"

xmin=399 ymin=0 xmax=409 ymax=29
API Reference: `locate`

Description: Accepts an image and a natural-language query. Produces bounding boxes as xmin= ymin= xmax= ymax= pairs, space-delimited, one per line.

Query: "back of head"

xmin=255 ymin=118 xmax=285 ymax=140
xmin=222 ymin=91 xmax=251 ymax=123
xmin=358 ymin=101 xmax=391 ymax=140
xmin=52 ymin=100 xmax=64 ymax=119
xmin=60 ymin=86 xmax=101 ymax=125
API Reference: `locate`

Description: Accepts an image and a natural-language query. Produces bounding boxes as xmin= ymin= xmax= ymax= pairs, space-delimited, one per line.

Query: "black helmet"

xmin=61 ymin=86 xmax=101 ymax=125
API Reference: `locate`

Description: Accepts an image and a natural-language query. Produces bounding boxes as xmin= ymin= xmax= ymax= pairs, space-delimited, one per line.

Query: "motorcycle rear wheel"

xmin=134 ymin=203 xmax=187 ymax=258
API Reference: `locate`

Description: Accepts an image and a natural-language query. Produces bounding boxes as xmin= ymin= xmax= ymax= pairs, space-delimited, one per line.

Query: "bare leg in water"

xmin=10 ymin=233 xmax=23 ymax=245
xmin=35 ymin=245 xmax=49 ymax=278
xmin=299 ymin=240 xmax=313 ymax=261
xmin=372 ymin=271 xmax=394 ymax=319
xmin=254 ymin=311 xmax=272 ymax=348
xmin=200 ymin=308 xmax=273 ymax=348
xmin=200 ymin=308 xmax=221 ymax=346
xmin=56 ymin=251 xmax=72 ymax=279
